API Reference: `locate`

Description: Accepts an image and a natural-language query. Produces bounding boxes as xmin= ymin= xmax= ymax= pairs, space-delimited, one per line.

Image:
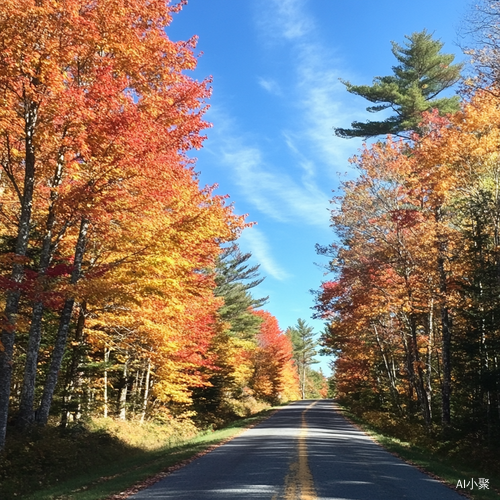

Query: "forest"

xmin=315 ymin=1 xmax=500 ymax=465
xmin=3 ymin=0 xmax=500 ymax=497
xmin=0 ymin=0 xmax=329 ymax=474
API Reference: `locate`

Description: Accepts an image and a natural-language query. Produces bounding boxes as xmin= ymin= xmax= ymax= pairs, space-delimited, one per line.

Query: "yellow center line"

xmin=278 ymin=401 xmax=318 ymax=500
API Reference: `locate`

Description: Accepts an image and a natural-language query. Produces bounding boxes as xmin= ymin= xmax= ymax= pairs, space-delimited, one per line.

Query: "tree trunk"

xmin=439 ymin=262 xmax=452 ymax=427
xmin=60 ymin=301 xmax=87 ymax=428
xmin=104 ymin=347 xmax=110 ymax=418
xmin=410 ymin=316 xmax=431 ymax=427
xmin=373 ymin=324 xmax=402 ymax=416
xmin=400 ymin=319 xmax=423 ymax=420
xmin=140 ymin=359 xmax=151 ymax=424
xmin=18 ymin=153 xmax=66 ymax=428
xmin=35 ymin=218 xmax=88 ymax=425
xmin=435 ymin=207 xmax=452 ymax=428
xmin=131 ymin=370 xmax=139 ymax=414
xmin=0 ymin=100 xmax=38 ymax=450
xmin=119 ymin=360 xmax=129 ymax=421
xmin=495 ymin=356 xmax=500 ymax=422
xmin=425 ymin=302 xmax=434 ymax=421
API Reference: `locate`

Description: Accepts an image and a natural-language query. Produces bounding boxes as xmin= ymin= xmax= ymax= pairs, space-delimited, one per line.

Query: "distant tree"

xmin=215 ymin=244 xmax=268 ymax=339
xmin=250 ymin=310 xmax=299 ymax=404
xmin=305 ymin=368 xmax=329 ymax=399
xmin=286 ymin=319 xmax=318 ymax=399
xmin=335 ymin=30 xmax=463 ymax=139
xmin=191 ymin=244 xmax=268 ymax=424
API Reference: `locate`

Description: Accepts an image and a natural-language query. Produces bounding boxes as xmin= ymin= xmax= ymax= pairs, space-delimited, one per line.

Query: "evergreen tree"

xmin=335 ymin=30 xmax=463 ymax=139
xmin=286 ymin=319 xmax=318 ymax=399
xmin=215 ymin=244 xmax=268 ymax=340
xmin=191 ymin=244 xmax=268 ymax=424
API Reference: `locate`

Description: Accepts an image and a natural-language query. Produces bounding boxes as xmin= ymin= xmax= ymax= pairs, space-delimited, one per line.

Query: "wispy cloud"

xmin=202 ymin=105 xmax=331 ymax=227
xmin=256 ymin=0 xmax=314 ymax=41
xmin=257 ymin=77 xmax=282 ymax=96
xmin=294 ymin=40 xmax=365 ymax=174
xmin=255 ymin=0 xmax=366 ymax=178
xmin=239 ymin=227 xmax=291 ymax=281
xmin=200 ymin=2 xmax=364 ymax=234
xmin=219 ymin=137 xmax=331 ymax=227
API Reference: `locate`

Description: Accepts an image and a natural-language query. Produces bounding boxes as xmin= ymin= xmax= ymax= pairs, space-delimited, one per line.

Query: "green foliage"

xmin=335 ymin=30 xmax=462 ymax=139
xmin=286 ymin=319 xmax=318 ymax=399
xmin=304 ymin=368 xmax=326 ymax=399
xmin=287 ymin=319 xmax=318 ymax=367
xmin=215 ymin=244 xmax=268 ymax=340
xmin=217 ymin=283 xmax=264 ymax=338
xmin=192 ymin=245 xmax=269 ymax=426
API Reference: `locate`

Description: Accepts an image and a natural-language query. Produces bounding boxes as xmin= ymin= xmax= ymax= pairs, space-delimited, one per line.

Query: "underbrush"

xmin=0 ymin=407 xmax=273 ymax=500
xmin=338 ymin=403 xmax=500 ymax=499
xmin=192 ymin=393 xmax=271 ymax=429
xmin=88 ymin=416 xmax=198 ymax=451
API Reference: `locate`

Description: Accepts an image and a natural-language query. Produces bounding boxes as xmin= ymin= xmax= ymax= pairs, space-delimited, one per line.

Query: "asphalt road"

xmin=130 ymin=400 xmax=464 ymax=499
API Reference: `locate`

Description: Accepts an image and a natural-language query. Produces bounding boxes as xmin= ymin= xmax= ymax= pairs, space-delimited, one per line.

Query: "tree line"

xmin=316 ymin=2 xmax=500 ymax=443
xmin=0 ymin=0 xmax=325 ymax=452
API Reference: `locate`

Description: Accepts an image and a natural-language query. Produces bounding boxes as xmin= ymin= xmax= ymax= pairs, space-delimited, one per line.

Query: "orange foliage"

xmin=250 ymin=310 xmax=300 ymax=403
xmin=317 ymin=87 xmax=500 ymax=422
xmin=0 ymin=0 xmax=246 ymax=422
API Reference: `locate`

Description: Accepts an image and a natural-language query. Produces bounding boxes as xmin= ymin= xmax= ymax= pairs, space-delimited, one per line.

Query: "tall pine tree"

xmin=335 ymin=30 xmax=462 ymax=139
xmin=215 ymin=244 xmax=268 ymax=339
xmin=286 ymin=319 xmax=318 ymax=399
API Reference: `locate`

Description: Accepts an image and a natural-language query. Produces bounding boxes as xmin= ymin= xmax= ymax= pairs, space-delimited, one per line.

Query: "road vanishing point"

xmin=130 ymin=400 xmax=463 ymax=499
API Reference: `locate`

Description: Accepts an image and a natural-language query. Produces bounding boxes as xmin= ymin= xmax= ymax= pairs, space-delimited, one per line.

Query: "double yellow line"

xmin=276 ymin=401 xmax=318 ymax=500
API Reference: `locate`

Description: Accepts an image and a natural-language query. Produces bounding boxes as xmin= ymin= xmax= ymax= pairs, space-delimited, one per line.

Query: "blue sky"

xmin=168 ymin=0 xmax=473 ymax=373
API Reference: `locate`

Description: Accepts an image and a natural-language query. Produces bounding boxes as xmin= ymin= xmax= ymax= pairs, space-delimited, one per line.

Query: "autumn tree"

xmin=0 ymin=0 xmax=247 ymax=448
xmin=191 ymin=244 xmax=267 ymax=424
xmin=318 ymin=88 xmax=500 ymax=437
xmin=335 ymin=30 xmax=462 ymax=139
xmin=250 ymin=310 xmax=299 ymax=404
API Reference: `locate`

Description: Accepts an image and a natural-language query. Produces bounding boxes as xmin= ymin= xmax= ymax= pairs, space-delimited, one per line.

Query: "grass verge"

xmin=0 ymin=408 xmax=278 ymax=500
xmin=335 ymin=404 xmax=500 ymax=500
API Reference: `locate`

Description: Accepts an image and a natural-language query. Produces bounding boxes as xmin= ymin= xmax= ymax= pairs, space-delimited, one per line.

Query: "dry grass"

xmin=88 ymin=417 xmax=198 ymax=451
xmin=0 ymin=416 xmax=200 ymax=498
xmin=0 ymin=404 xmax=276 ymax=500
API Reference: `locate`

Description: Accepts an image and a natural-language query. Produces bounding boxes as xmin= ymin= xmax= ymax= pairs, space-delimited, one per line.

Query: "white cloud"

xmin=255 ymin=0 xmax=314 ymax=42
xmin=219 ymin=138 xmax=331 ymax=227
xmin=254 ymin=0 xmax=367 ymax=178
xmin=202 ymin=105 xmax=331 ymax=227
xmin=239 ymin=227 xmax=291 ymax=281
xmin=257 ymin=77 xmax=282 ymax=96
xmin=293 ymin=41 xmax=366 ymax=173
xmin=200 ymin=2 xmax=366 ymax=231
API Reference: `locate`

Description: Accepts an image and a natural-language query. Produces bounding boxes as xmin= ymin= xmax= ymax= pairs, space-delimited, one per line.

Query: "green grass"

xmin=0 ymin=409 xmax=277 ymax=500
xmin=9 ymin=402 xmax=495 ymax=500
xmin=336 ymin=405 xmax=500 ymax=500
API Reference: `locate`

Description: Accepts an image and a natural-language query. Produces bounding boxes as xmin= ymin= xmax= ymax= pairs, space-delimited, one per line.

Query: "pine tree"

xmin=215 ymin=244 xmax=268 ymax=339
xmin=191 ymin=244 xmax=268 ymax=423
xmin=335 ymin=30 xmax=463 ymax=139
xmin=286 ymin=319 xmax=318 ymax=399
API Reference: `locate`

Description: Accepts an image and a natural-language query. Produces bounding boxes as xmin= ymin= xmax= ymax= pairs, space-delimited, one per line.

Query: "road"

xmin=130 ymin=400 xmax=464 ymax=499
